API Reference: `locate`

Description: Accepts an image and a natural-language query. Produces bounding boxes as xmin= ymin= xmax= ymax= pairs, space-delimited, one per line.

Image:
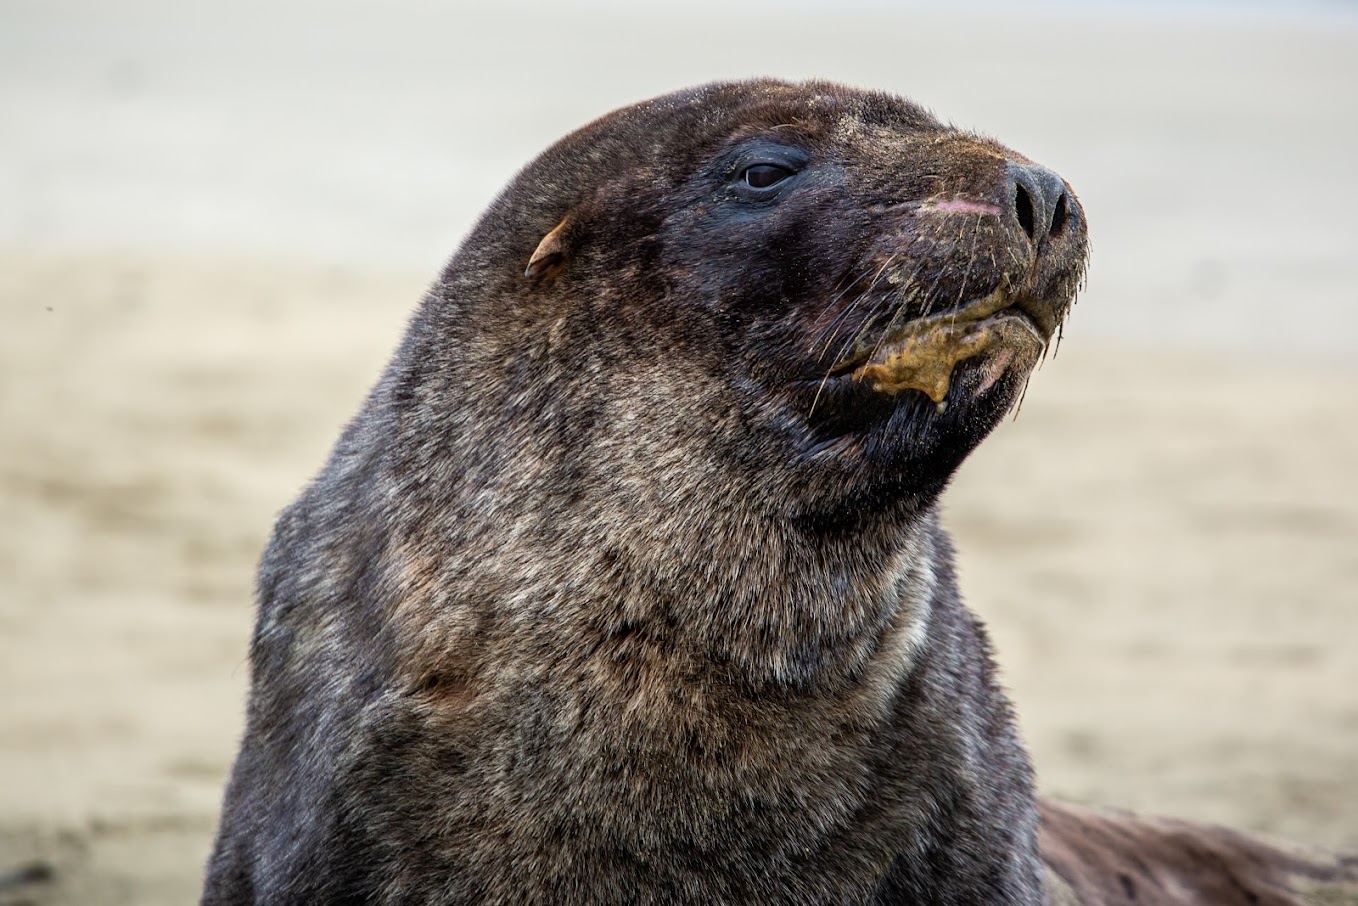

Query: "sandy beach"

xmin=2 ymin=2 xmax=1356 ymax=903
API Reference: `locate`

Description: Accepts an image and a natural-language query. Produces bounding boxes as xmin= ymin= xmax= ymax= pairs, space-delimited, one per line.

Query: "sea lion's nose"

xmin=1007 ymin=161 xmax=1070 ymax=247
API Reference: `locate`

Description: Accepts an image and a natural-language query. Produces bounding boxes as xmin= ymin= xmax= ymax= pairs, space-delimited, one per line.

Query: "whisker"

xmin=819 ymin=222 xmax=933 ymax=351
xmin=815 ymin=253 xmax=899 ymax=362
xmin=811 ymin=254 xmax=906 ymax=359
xmin=819 ymin=227 xmax=933 ymax=374
xmin=826 ymin=235 xmax=935 ymax=369
xmin=948 ymin=213 xmax=985 ymax=333
xmin=912 ymin=231 xmax=964 ymax=324
xmin=832 ymin=291 xmax=894 ymax=365
xmin=1012 ymin=372 xmax=1034 ymax=420
xmin=810 ymin=260 xmax=914 ymax=419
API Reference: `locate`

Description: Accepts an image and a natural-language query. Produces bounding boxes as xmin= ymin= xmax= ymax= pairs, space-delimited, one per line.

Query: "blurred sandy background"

xmin=2 ymin=0 xmax=1356 ymax=902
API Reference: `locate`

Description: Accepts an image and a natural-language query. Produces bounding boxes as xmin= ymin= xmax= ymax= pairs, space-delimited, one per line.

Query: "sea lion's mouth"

xmin=827 ymin=285 xmax=1059 ymax=412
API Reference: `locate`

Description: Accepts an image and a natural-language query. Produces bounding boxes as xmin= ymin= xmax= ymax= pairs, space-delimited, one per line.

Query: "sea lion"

xmin=200 ymin=80 xmax=1357 ymax=904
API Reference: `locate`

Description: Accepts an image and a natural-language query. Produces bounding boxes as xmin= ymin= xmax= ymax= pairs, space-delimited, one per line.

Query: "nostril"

xmin=1050 ymin=193 xmax=1067 ymax=238
xmin=1015 ymin=184 xmax=1035 ymax=241
xmin=1008 ymin=160 xmax=1071 ymax=248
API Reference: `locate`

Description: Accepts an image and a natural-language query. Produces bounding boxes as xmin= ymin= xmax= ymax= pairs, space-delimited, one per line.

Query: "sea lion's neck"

xmin=549 ymin=450 xmax=946 ymax=694
xmin=390 ymin=471 xmax=1045 ymax=903
xmin=371 ymin=375 xmax=1044 ymax=902
xmin=693 ymin=502 xmax=944 ymax=694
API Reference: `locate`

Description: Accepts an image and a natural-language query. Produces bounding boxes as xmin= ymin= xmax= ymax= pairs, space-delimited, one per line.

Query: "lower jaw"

xmin=849 ymin=310 xmax=1044 ymax=414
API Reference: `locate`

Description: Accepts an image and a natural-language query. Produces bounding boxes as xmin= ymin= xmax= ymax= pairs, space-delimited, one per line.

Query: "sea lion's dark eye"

xmin=743 ymin=164 xmax=793 ymax=190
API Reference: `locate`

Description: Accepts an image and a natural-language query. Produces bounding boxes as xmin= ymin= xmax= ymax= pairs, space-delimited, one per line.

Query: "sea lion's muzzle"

xmin=820 ymin=155 xmax=1087 ymax=411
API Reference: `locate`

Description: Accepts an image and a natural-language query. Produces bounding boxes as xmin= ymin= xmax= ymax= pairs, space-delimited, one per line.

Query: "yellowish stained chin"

xmin=849 ymin=292 xmax=1043 ymax=412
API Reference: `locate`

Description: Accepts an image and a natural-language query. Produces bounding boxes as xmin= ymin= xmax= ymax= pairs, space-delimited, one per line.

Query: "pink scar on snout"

xmin=928 ymin=199 xmax=1003 ymax=215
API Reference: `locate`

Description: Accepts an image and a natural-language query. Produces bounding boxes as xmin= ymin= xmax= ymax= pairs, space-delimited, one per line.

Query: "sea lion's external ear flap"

xmin=525 ymin=217 xmax=570 ymax=282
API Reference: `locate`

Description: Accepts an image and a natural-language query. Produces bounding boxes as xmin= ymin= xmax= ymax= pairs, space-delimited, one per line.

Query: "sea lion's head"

xmin=419 ymin=79 xmax=1087 ymax=525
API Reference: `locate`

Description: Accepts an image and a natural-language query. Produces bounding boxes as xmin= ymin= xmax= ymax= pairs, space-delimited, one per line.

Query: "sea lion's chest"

xmin=343 ymin=659 xmax=938 ymax=904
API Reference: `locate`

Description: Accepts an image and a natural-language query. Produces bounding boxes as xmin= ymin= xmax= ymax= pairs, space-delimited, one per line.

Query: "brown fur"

xmin=200 ymin=80 xmax=1355 ymax=905
xmin=1041 ymin=801 xmax=1358 ymax=906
